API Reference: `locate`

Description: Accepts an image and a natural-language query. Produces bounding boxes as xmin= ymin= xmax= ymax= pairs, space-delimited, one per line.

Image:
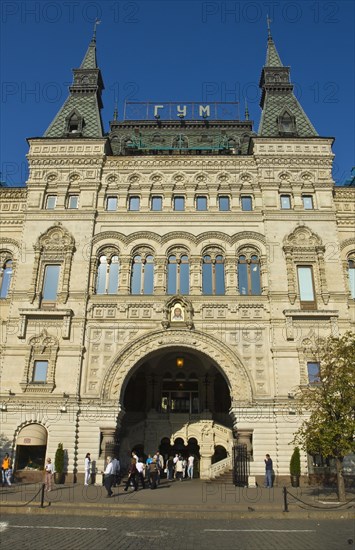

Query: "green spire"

xmin=80 ymin=20 xmax=100 ymax=69
xmin=44 ymin=29 xmax=104 ymax=138
xmin=265 ymin=16 xmax=283 ymax=67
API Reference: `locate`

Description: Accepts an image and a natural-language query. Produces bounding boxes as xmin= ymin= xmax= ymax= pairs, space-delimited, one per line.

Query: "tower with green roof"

xmin=44 ymin=30 xmax=104 ymax=138
xmin=258 ymin=28 xmax=318 ymax=138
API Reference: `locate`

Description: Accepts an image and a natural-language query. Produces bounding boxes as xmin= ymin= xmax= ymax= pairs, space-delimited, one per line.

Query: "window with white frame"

xmin=106 ymin=196 xmax=118 ymax=211
xmin=0 ymin=258 xmax=13 ymax=299
xmin=297 ymin=265 xmax=316 ymax=309
xmin=302 ymin=195 xmax=314 ymax=210
xmin=32 ymin=360 xmax=48 ymax=383
xmin=128 ymin=196 xmax=140 ymax=211
xmin=130 ymin=254 xmax=154 ymax=294
xmin=42 ymin=265 xmax=60 ymax=302
xmin=45 ymin=195 xmax=57 ymax=209
xmin=96 ymin=255 xmax=119 ymax=294
xmin=280 ymin=195 xmax=291 ymax=209
xmin=68 ymin=195 xmax=79 ymax=209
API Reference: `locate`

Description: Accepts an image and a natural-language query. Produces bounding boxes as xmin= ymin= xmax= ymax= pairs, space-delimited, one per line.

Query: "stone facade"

xmin=0 ymin=32 xmax=354 ymax=483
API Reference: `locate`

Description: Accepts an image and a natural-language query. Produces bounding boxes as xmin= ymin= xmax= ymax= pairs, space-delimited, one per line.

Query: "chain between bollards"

xmin=283 ymin=486 xmax=289 ymax=512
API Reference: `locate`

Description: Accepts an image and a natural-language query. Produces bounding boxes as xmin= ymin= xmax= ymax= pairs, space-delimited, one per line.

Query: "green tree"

xmin=293 ymin=331 xmax=355 ymax=501
xmin=290 ymin=447 xmax=301 ymax=476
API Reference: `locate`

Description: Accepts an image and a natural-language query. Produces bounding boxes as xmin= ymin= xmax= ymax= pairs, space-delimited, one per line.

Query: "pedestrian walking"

xmin=124 ymin=458 xmax=138 ymax=491
xmin=187 ymin=454 xmax=194 ymax=479
xmin=148 ymin=457 xmax=158 ymax=489
xmin=44 ymin=457 xmax=54 ymax=492
xmin=84 ymin=453 xmax=91 ymax=486
xmin=103 ymin=456 xmax=114 ymax=497
xmin=175 ymin=456 xmax=184 ymax=481
xmin=166 ymin=456 xmax=174 ymax=481
xmin=136 ymin=458 xmax=145 ymax=489
xmin=155 ymin=451 xmax=164 ymax=485
xmin=1 ymin=453 xmax=11 ymax=487
xmin=264 ymin=454 xmax=273 ymax=488
xmin=112 ymin=456 xmax=121 ymax=486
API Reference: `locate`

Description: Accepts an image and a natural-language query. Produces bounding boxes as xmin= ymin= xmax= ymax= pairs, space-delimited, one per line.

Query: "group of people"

xmin=101 ymin=451 xmax=196 ymax=497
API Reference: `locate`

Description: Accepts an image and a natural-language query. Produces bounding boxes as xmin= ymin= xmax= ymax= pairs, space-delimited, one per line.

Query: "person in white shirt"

xmin=135 ymin=458 xmax=145 ymax=489
xmin=103 ymin=456 xmax=114 ymax=497
xmin=187 ymin=454 xmax=194 ymax=479
xmin=44 ymin=457 xmax=54 ymax=492
xmin=84 ymin=453 xmax=91 ymax=486
xmin=175 ymin=456 xmax=184 ymax=481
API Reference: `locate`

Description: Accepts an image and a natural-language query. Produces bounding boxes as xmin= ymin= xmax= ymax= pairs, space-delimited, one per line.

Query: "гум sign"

xmin=123 ymin=102 xmax=240 ymax=121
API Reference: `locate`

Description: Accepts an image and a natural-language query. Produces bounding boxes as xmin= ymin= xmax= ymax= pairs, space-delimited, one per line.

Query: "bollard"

xmin=283 ymin=486 xmax=289 ymax=512
xmin=40 ymin=483 xmax=45 ymax=508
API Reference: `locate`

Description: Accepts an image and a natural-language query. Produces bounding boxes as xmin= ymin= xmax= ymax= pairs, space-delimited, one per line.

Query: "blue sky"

xmin=1 ymin=0 xmax=354 ymax=185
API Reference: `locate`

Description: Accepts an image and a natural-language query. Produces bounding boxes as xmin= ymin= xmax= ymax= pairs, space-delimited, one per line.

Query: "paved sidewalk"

xmin=1 ymin=479 xmax=354 ymax=519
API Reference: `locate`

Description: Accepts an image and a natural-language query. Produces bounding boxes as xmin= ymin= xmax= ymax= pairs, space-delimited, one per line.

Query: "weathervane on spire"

xmin=92 ymin=18 xmax=101 ymax=42
xmin=266 ymin=14 xmax=272 ymax=39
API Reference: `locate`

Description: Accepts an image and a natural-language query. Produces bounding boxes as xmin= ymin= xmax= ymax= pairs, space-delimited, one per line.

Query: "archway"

xmin=15 ymin=423 xmax=47 ymax=471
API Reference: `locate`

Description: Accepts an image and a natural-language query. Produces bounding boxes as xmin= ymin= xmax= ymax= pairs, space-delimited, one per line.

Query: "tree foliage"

xmin=294 ymin=331 xmax=355 ymax=460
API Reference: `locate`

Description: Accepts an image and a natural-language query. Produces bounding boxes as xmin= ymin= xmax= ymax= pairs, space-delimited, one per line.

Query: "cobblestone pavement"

xmin=0 ymin=514 xmax=353 ymax=550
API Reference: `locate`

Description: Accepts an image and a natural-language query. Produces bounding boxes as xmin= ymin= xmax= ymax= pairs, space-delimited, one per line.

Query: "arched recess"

xmin=14 ymin=422 xmax=48 ymax=470
xmin=101 ymin=329 xmax=253 ymax=405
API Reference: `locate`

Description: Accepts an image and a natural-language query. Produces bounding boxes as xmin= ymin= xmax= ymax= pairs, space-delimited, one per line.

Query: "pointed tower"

xmin=44 ymin=32 xmax=104 ymax=138
xmin=258 ymin=28 xmax=317 ymax=137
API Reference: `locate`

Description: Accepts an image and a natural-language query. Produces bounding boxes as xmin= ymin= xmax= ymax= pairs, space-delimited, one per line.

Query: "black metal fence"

xmin=233 ymin=444 xmax=249 ymax=487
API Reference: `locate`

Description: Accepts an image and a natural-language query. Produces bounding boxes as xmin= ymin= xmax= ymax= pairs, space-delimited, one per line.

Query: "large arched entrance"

xmin=118 ymin=347 xmax=233 ymax=477
xmin=102 ymin=329 xmax=252 ymax=478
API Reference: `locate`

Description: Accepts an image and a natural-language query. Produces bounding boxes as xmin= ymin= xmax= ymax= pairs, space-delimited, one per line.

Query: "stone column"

xmin=190 ymin=255 xmax=201 ymax=295
xmin=154 ymin=256 xmax=166 ymax=294
xmin=118 ymin=255 xmax=131 ymax=294
xmin=225 ymin=255 xmax=236 ymax=295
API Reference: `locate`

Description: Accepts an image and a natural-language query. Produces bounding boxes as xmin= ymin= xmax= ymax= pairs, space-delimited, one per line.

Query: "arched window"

xmin=202 ymin=254 xmax=225 ymax=295
xmin=348 ymin=257 xmax=355 ymax=299
xmin=131 ymin=254 xmax=154 ymax=295
xmin=0 ymin=259 xmax=13 ymax=299
xmin=96 ymin=255 xmax=119 ymax=294
xmin=167 ymin=254 xmax=190 ymax=295
xmin=238 ymin=254 xmax=261 ymax=295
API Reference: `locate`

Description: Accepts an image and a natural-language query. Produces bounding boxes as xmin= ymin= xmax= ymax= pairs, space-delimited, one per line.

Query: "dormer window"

xmin=278 ymin=111 xmax=296 ymax=135
xmin=66 ymin=111 xmax=83 ymax=136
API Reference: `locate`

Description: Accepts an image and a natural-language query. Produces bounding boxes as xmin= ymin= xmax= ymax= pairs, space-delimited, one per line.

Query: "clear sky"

xmin=1 ymin=0 xmax=354 ymax=185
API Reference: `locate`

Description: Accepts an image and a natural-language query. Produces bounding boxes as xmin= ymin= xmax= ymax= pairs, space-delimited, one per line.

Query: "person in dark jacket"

xmin=264 ymin=454 xmax=273 ymax=488
xmin=124 ymin=458 xmax=138 ymax=491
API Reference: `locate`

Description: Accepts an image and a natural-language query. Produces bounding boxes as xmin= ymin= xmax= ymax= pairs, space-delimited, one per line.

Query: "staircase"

xmin=210 ymin=468 xmax=234 ymax=484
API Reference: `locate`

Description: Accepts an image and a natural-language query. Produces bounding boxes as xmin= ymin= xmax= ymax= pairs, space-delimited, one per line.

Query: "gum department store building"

xmin=0 ymin=28 xmax=354 ymax=484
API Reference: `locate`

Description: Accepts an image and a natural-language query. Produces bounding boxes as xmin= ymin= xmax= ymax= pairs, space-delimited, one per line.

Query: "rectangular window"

xmin=218 ymin=196 xmax=230 ymax=211
xmin=297 ymin=266 xmax=316 ymax=309
xmin=42 ymin=265 xmax=60 ymax=301
xmin=151 ymin=196 xmax=162 ymax=211
xmin=196 ymin=196 xmax=208 ymax=211
xmin=307 ymin=362 xmax=320 ymax=384
xmin=302 ymin=195 xmax=314 ymax=210
xmin=106 ymin=196 xmax=118 ymax=211
xmin=241 ymin=196 xmax=253 ymax=211
xmin=174 ymin=196 xmax=185 ymax=211
xmin=46 ymin=195 xmax=57 ymax=210
xmin=33 ymin=360 xmax=48 ymax=383
xmin=280 ymin=195 xmax=291 ymax=209
xmin=68 ymin=195 xmax=79 ymax=209
xmin=128 ymin=196 xmax=140 ymax=211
